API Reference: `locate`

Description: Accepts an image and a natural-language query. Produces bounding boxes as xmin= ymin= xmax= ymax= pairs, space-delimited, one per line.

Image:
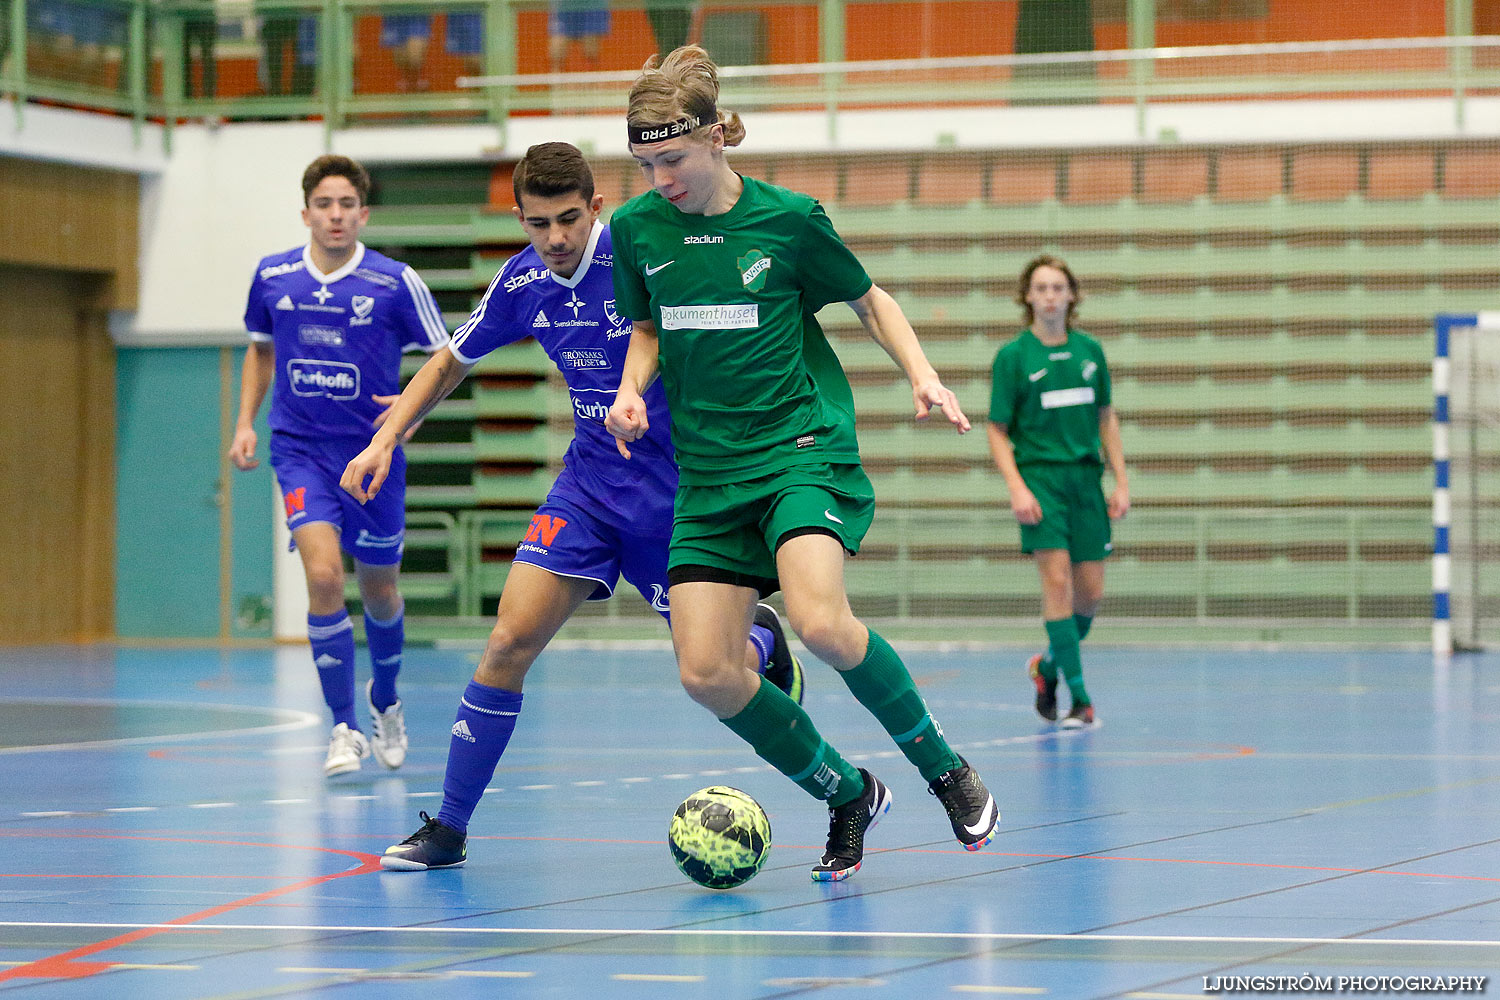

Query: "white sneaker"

xmin=324 ymin=723 xmax=370 ymax=776
xmin=367 ymin=680 xmax=408 ymax=770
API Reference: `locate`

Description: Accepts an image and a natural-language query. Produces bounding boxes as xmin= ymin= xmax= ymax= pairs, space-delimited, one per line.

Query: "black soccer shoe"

xmin=755 ymin=602 xmax=805 ymax=705
xmin=380 ymin=811 xmax=467 ymax=871
xmin=1027 ymin=653 xmax=1059 ymax=722
xmin=810 ymin=769 xmax=892 ymax=882
xmin=928 ymin=756 xmax=999 ymax=851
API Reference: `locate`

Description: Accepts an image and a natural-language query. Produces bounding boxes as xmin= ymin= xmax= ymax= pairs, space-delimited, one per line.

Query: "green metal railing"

xmin=1 ymin=0 xmax=1496 ymax=149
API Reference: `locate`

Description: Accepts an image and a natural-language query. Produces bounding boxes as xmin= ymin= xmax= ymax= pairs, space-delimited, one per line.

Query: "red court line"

xmin=0 ymin=834 xmax=381 ymax=982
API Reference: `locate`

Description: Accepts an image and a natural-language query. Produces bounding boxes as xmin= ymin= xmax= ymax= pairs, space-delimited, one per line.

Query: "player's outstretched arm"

xmin=228 ymin=341 xmax=274 ymax=471
xmin=846 ymin=284 xmax=971 ymax=433
xmin=606 ymin=320 xmax=661 ymax=459
xmin=987 ymin=422 xmax=1042 ymax=525
xmin=342 ymin=348 xmax=473 ymax=503
xmin=1099 ymin=405 xmax=1130 ymax=519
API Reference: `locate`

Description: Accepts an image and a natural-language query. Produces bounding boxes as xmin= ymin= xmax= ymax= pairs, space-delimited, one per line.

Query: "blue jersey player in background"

xmin=339 ymin=142 xmax=803 ymax=870
xmin=231 ymin=154 xmax=450 ymax=778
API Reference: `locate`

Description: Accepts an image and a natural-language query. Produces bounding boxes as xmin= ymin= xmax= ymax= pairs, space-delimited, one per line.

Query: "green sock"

xmin=1045 ymin=616 xmax=1088 ymax=705
xmin=837 ymin=629 xmax=961 ymax=782
xmin=721 ymin=676 xmax=865 ymax=806
xmin=1074 ymin=613 xmax=1094 ymax=642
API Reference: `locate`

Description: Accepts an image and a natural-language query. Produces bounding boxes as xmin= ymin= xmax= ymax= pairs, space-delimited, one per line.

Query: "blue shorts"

xmin=380 ymin=14 xmax=432 ymax=46
xmin=514 ymin=487 xmax=671 ymax=620
xmin=445 ymin=12 xmax=482 ymax=55
xmin=270 ymin=433 xmax=407 ymax=567
xmin=548 ymin=7 xmax=610 ymax=39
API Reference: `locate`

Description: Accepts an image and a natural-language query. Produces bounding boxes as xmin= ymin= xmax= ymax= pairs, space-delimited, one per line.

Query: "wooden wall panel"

xmin=0 ymin=157 xmax=139 ymax=309
xmin=0 ymin=266 xmax=115 ymax=642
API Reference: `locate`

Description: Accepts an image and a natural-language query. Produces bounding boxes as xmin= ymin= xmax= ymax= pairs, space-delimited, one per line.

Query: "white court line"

xmin=0 ymin=700 xmax=320 ymax=755
xmin=0 ymin=923 xmax=1494 ymax=948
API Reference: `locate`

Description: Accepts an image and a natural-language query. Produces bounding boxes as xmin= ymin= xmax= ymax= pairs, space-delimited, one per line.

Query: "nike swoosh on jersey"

xmin=1028 ymin=368 xmax=1048 ymax=382
xmin=824 ymin=509 xmax=844 ymax=524
xmin=645 ymin=260 xmax=676 ymax=275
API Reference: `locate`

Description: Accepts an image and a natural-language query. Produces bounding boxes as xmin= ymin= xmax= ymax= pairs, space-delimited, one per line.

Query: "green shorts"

xmin=669 ymin=463 xmax=876 ymax=597
xmin=1017 ymin=461 xmax=1112 ymax=561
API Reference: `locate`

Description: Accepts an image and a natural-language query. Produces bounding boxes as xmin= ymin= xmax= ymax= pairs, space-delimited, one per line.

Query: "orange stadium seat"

xmin=1065 ymin=153 xmax=1133 ymax=204
xmin=1216 ymin=149 xmax=1283 ymax=201
xmin=1367 ymin=148 xmax=1435 ymax=200
xmin=1443 ymin=147 xmax=1500 ymax=198
xmin=487 ymin=163 xmax=516 ymax=211
xmin=915 ymin=157 xmax=987 ymax=206
xmin=1290 ymin=150 xmax=1360 ymax=201
xmin=1141 ymin=150 xmax=1209 ymax=203
xmin=988 ymin=155 xmax=1057 ymax=204
xmin=842 ymin=158 xmax=914 ymax=206
xmin=772 ymin=160 xmax=840 ymax=204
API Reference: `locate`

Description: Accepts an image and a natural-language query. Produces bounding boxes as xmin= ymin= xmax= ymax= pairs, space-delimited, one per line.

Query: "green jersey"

xmin=988 ymin=327 xmax=1112 ymax=465
xmin=610 ymin=176 xmax=873 ymax=486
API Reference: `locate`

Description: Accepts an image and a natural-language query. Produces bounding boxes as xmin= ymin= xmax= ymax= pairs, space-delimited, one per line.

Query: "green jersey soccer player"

xmin=987 ymin=255 xmax=1130 ymax=730
xmin=606 ymin=44 xmax=1000 ymax=882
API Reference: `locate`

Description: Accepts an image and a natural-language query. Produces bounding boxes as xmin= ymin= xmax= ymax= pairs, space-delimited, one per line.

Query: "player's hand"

xmin=1010 ymin=487 xmax=1043 ymax=525
xmin=911 ymin=377 xmax=971 ymax=434
xmin=606 ymin=392 xmax=649 ymax=460
xmin=341 ymin=438 xmax=395 ymax=504
xmin=1108 ymin=483 xmax=1130 ymax=520
xmin=228 ymin=426 xmax=259 ymax=471
xmin=372 ymin=394 xmax=420 ymax=443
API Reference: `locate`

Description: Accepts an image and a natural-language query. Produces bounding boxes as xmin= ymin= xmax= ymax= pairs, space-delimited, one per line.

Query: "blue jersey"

xmin=245 ymin=243 xmax=450 ymax=442
xmin=450 ymin=222 xmax=676 ymax=532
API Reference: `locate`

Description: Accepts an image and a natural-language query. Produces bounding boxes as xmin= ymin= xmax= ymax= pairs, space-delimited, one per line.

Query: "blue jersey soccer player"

xmin=231 ymin=154 xmax=450 ymax=777
xmin=340 ymin=142 xmax=804 ymax=870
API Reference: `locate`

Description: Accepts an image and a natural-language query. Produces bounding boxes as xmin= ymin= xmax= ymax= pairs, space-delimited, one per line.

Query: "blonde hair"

xmin=627 ymin=45 xmax=746 ymax=147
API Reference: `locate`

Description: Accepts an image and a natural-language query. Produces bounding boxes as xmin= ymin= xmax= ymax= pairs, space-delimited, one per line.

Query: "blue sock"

xmin=308 ymin=610 xmax=358 ymax=730
xmin=435 ymin=680 xmax=524 ymax=834
xmin=365 ymin=602 xmax=404 ymax=712
xmin=748 ymin=624 xmax=774 ymax=673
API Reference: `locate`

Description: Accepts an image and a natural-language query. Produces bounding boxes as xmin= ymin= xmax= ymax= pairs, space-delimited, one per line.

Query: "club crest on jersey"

xmin=603 ymin=298 xmax=627 ymax=336
xmin=738 ymin=249 xmax=771 ymax=292
xmin=1082 ymin=360 xmax=1097 ymax=381
xmin=350 ymin=295 xmax=375 ymax=326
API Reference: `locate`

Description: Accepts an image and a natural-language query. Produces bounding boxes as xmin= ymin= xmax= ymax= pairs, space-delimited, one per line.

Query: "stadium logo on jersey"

xmin=560 ymin=349 xmax=608 ymax=370
xmin=505 ymin=267 xmax=547 ymax=293
xmin=650 ymin=584 xmax=670 ymax=614
xmin=684 ymin=235 xmax=724 ymax=245
xmin=1040 ymin=386 xmax=1096 ymax=410
xmin=260 ymin=259 xmax=306 ymax=280
xmin=288 ymin=359 xmax=360 ymax=400
xmin=738 ymin=250 xmax=771 ymax=292
xmin=1082 ymin=360 xmax=1097 ymax=381
xmin=1049 ymin=351 xmax=1072 ymax=360
xmin=298 ymin=324 xmax=344 ymax=347
xmin=275 ymin=295 xmax=295 ymax=311
xmin=533 ymin=310 xmax=551 ymax=328
xmin=659 ymin=304 xmax=759 ymax=331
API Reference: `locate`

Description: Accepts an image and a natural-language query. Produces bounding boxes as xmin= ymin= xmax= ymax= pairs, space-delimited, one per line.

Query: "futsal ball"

xmin=668 ymin=786 xmax=772 ymax=890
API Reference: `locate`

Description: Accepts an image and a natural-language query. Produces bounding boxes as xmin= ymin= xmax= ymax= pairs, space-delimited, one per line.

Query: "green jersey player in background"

xmin=606 ymin=45 xmax=1000 ymax=882
xmin=987 ymin=256 xmax=1130 ymax=730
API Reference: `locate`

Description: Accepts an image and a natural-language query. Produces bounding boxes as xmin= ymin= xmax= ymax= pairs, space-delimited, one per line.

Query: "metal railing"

xmin=2 ymin=0 xmax=1497 ymax=148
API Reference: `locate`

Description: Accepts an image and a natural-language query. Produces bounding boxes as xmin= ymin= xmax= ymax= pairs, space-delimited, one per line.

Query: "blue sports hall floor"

xmin=0 ymin=640 xmax=1496 ymax=998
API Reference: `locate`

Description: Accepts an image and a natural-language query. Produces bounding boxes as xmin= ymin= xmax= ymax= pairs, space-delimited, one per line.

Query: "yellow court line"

xmin=278 ymin=967 xmax=365 ymax=974
xmin=450 ymin=970 xmax=536 ymax=978
xmin=953 ymin=986 xmax=1048 ymax=994
xmin=611 ymin=973 xmax=707 ymax=982
xmin=1127 ymin=993 xmax=1206 ymax=999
